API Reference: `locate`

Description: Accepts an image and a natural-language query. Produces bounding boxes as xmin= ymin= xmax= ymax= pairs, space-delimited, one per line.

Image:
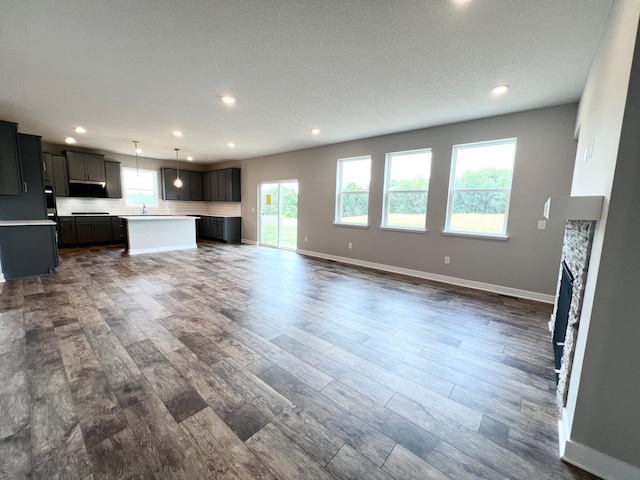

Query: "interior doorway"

xmin=259 ymin=180 xmax=298 ymax=250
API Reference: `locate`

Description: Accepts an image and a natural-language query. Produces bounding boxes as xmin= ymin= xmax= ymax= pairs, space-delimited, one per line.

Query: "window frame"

xmin=122 ymin=167 xmax=159 ymax=208
xmin=381 ymin=148 xmax=432 ymax=232
xmin=444 ymin=138 xmax=517 ymax=238
xmin=334 ymin=155 xmax=372 ymax=227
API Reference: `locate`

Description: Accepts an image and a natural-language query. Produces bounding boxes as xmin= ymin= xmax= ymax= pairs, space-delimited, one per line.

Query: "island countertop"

xmin=119 ymin=215 xmax=201 ymax=221
xmin=0 ymin=219 xmax=57 ymax=227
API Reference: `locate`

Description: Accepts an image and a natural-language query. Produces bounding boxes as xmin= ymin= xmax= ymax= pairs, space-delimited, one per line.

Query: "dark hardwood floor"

xmin=0 ymin=242 xmax=600 ymax=479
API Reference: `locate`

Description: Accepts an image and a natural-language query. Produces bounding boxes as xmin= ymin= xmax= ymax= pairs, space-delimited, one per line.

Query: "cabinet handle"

xmin=24 ymin=182 xmax=28 ymax=193
xmin=43 ymin=160 xmax=46 ymax=172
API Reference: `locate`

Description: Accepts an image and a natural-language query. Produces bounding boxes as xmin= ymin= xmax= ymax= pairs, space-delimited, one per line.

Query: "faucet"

xmin=142 ymin=203 xmax=148 ymax=215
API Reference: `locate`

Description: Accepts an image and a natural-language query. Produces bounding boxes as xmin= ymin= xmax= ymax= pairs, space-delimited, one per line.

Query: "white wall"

xmin=241 ymin=104 xmax=578 ymax=298
xmin=561 ymin=0 xmax=640 ymax=475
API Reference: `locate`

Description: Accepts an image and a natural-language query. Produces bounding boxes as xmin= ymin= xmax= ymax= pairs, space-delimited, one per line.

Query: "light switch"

xmin=538 ymin=220 xmax=546 ymax=230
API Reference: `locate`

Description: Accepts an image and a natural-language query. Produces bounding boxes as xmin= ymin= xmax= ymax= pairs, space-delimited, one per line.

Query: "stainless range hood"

xmin=543 ymin=196 xmax=604 ymax=221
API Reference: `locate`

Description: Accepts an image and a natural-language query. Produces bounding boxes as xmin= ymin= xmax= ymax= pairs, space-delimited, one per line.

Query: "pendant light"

xmin=133 ymin=141 xmax=140 ymax=177
xmin=174 ymin=148 xmax=183 ymax=188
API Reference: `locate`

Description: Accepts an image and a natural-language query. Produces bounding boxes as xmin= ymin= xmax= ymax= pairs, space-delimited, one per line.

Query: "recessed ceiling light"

xmin=187 ymin=156 xmax=193 ymax=161
xmin=491 ymin=84 xmax=510 ymax=95
xmin=227 ymin=142 xmax=235 ymax=148
xmin=221 ymin=96 xmax=236 ymax=105
xmin=452 ymin=0 xmax=472 ymax=6
xmin=65 ymin=137 xmax=76 ymax=144
xmin=173 ymin=130 xmax=183 ymax=137
xmin=74 ymin=126 xmax=86 ymax=134
xmin=311 ymin=128 xmax=321 ymax=135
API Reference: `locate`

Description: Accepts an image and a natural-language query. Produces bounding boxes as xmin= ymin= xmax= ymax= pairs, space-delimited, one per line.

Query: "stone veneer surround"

xmin=550 ymin=220 xmax=596 ymax=408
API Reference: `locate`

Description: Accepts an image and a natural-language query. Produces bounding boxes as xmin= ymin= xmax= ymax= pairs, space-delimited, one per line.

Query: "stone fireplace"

xmin=549 ymin=220 xmax=596 ymax=408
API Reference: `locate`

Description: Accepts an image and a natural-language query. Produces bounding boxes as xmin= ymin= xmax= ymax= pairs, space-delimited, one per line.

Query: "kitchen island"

xmin=119 ymin=215 xmax=199 ymax=255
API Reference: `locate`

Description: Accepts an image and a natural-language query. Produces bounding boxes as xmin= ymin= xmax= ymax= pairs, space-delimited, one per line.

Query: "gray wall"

xmin=241 ymin=104 xmax=578 ymax=297
xmin=565 ymin=0 xmax=640 ymax=469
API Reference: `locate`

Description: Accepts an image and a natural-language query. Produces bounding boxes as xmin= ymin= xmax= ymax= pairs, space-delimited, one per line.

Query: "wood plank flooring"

xmin=0 ymin=242 xmax=600 ymax=479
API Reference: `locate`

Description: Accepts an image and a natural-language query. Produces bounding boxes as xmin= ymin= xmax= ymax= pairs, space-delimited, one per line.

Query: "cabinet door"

xmin=52 ymin=155 xmax=69 ymax=196
xmin=162 ymin=168 xmax=178 ymax=200
xmin=43 ymin=153 xmax=54 ymax=184
xmin=210 ymin=171 xmax=219 ymax=201
xmin=92 ymin=219 xmax=112 ymax=242
xmin=111 ymin=217 xmax=124 ymax=242
xmin=201 ymin=217 xmax=211 ymax=238
xmin=223 ymin=217 xmax=241 ymax=243
xmin=85 ymin=154 xmax=106 ymax=182
xmin=176 ymin=170 xmax=190 ymax=200
xmin=190 ymin=171 xmax=203 ymax=201
xmin=0 ymin=120 xmax=23 ymax=195
xmin=66 ymin=151 xmax=87 ymax=180
xmin=217 ymin=170 xmax=226 ymax=202
xmin=105 ymin=161 xmax=122 ymax=198
xmin=58 ymin=217 xmax=76 ymax=245
xmin=203 ymin=172 xmax=211 ymax=201
xmin=230 ymin=168 xmax=241 ymax=202
xmin=75 ymin=220 xmax=93 ymax=243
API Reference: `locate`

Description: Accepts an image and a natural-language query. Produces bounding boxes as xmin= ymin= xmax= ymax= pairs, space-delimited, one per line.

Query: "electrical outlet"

xmin=304 ymin=236 xmax=308 ymax=243
xmin=538 ymin=220 xmax=546 ymax=230
xmin=348 ymin=242 xmax=353 ymax=249
xmin=444 ymin=256 xmax=451 ymax=265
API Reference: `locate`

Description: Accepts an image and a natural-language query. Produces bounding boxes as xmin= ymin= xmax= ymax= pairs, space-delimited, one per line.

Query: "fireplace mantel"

xmin=543 ymin=196 xmax=604 ymax=221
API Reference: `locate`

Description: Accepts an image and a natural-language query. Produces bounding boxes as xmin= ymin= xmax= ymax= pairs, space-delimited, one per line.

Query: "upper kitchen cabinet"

xmin=0 ymin=134 xmax=47 ymax=220
xmin=190 ymin=171 xmax=203 ymax=201
xmin=161 ymin=168 xmax=202 ymax=201
xmin=0 ymin=120 xmax=24 ymax=195
xmin=104 ymin=161 xmax=122 ymax=198
xmin=206 ymin=168 xmax=240 ymax=202
xmin=43 ymin=153 xmax=69 ymax=196
xmin=66 ymin=151 xmax=106 ymax=182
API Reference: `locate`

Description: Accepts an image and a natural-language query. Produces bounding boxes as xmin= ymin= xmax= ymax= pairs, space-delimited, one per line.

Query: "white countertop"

xmin=119 ymin=215 xmax=200 ymax=221
xmin=0 ymin=220 xmax=57 ymax=227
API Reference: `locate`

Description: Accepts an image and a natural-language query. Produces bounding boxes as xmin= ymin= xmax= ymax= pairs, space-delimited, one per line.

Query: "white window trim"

xmin=335 ymin=155 xmax=371 ymax=226
xmin=444 ymin=138 xmax=516 ymax=238
xmin=122 ymin=167 xmax=159 ymax=208
xmin=381 ymin=148 xmax=431 ymax=232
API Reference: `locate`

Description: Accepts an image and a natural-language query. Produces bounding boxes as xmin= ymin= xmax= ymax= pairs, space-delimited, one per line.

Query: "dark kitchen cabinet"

xmin=105 ymin=161 xmax=122 ymax=198
xmin=161 ymin=168 xmax=204 ymax=201
xmin=111 ymin=217 xmax=124 ymax=243
xmin=76 ymin=217 xmax=112 ymax=244
xmin=52 ymin=155 xmax=69 ymax=197
xmin=190 ymin=171 xmax=203 ymax=201
xmin=58 ymin=217 xmax=77 ymax=246
xmin=1 ymin=134 xmax=47 ymax=220
xmin=197 ymin=215 xmax=241 ymax=243
xmin=204 ymin=168 xmax=240 ymax=202
xmin=43 ymin=153 xmax=53 ymax=184
xmin=0 ymin=120 xmax=23 ymax=195
xmin=43 ymin=153 xmax=70 ymax=197
xmin=0 ymin=224 xmax=58 ymax=280
xmin=66 ymin=151 xmax=106 ymax=182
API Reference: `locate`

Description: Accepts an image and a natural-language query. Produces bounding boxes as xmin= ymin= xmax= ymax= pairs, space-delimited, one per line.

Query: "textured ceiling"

xmin=0 ymin=1 xmax=613 ymax=163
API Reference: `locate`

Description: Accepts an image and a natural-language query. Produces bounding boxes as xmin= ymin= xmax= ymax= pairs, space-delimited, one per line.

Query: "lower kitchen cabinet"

xmin=76 ymin=217 xmax=112 ymax=243
xmin=0 ymin=224 xmax=58 ymax=280
xmin=197 ymin=216 xmax=241 ymax=243
xmin=58 ymin=216 xmax=125 ymax=246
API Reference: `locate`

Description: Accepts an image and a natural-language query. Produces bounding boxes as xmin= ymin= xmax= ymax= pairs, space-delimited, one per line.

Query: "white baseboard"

xmin=296 ymin=249 xmax=554 ymax=303
xmin=241 ymin=238 xmax=258 ymax=245
xmin=559 ymin=408 xmax=640 ymax=480
xmin=128 ymin=244 xmax=198 ymax=255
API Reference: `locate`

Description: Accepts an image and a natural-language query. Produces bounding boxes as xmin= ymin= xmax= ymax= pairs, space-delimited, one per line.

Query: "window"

xmin=382 ymin=148 xmax=432 ymax=230
xmin=122 ymin=167 xmax=158 ymax=208
xmin=335 ymin=156 xmax=371 ymax=226
xmin=445 ymin=138 xmax=516 ymax=237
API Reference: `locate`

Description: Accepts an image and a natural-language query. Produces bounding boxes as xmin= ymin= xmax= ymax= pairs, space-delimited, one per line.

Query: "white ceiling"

xmin=0 ymin=1 xmax=613 ymax=163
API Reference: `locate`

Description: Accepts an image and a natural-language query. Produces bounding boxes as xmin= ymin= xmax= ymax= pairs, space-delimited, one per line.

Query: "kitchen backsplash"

xmin=57 ymin=197 xmax=242 ymax=217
